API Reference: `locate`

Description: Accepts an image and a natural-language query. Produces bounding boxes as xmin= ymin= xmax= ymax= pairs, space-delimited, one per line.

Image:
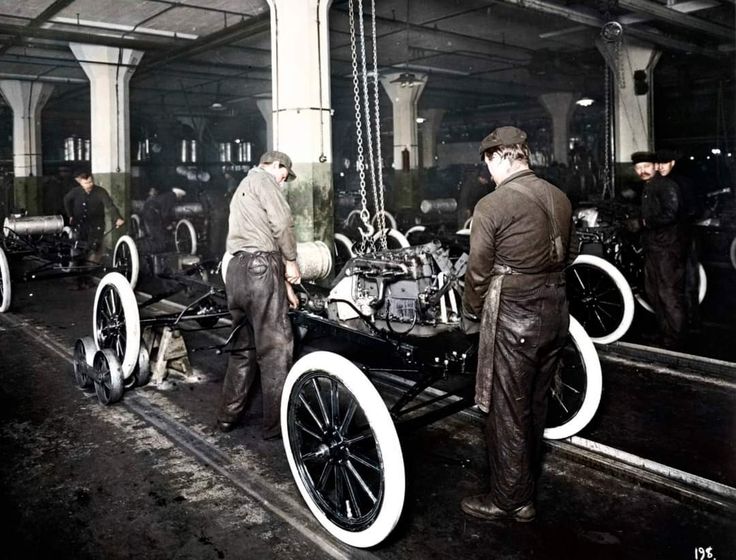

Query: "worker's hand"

xmin=285 ymin=259 xmax=301 ymax=285
xmin=115 ymin=218 xmax=125 ymax=228
xmin=461 ymin=307 xmax=481 ymax=335
xmin=285 ymin=282 xmax=299 ymax=309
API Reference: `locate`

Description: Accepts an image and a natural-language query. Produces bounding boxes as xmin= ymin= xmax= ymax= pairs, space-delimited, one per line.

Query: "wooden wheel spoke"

xmin=298 ymin=394 xmax=325 ymax=432
xmin=295 ymin=419 xmax=323 ymax=442
xmin=310 ymin=378 xmax=330 ymax=427
xmin=330 ymin=378 xmax=339 ymax=428
xmin=317 ymin=462 xmax=333 ymax=491
xmin=347 ymin=451 xmax=381 ymax=472
xmin=340 ymin=464 xmax=362 ymax=518
xmin=344 ymin=428 xmax=374 ymax=446
xmin=338 ymin=400 xmax=357 ymax=435
xmin=345 ymin=459 xmax=377 ymax=504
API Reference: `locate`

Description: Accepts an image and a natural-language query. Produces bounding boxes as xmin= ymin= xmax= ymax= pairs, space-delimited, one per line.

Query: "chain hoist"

xmin=348 ymin=0 xmax=387 ymax=253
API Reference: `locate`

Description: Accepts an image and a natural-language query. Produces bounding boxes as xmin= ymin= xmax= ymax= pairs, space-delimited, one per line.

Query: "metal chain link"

xmin=370 ymin=0 xmax=387 ymax=250
xmin=348 ymin=0 xmax=374 ymax=254
xmin=357 ymin=0 xmax=386 ymax=252
xmin=357 ymin=0 xmax=379 ymax=247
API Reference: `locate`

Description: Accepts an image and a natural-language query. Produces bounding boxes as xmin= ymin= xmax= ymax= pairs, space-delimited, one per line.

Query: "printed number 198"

xmin=695 ymin=546 xmax=714 ymax=560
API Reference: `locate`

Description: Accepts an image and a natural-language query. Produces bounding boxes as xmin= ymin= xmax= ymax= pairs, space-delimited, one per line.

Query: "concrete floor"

xmin=0 ymin=267 xmax=734 ymax=559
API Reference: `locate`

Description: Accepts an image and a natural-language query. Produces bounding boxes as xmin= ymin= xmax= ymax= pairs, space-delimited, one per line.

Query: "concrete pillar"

xmin=379 ymin=72 xmax=426 ymax=210
xmin=266 ymin=0 xmax=333 ymax=245
xmin=70 ymin=43 xmax=143 ymax=236
xmin=379 ymin=72 xmax=427 ymax=171
xmin=539 ymin=92 xmax=575 ymax=166
xmin=419 ymin=108 xmax=445 ymax=169
xmin=0 ymin=80 xmax=54 ymax=214
xmin=597 ymin=40 xmax=660 ymax=186
xmin=256 ymin=97 xmax=273 ymax=151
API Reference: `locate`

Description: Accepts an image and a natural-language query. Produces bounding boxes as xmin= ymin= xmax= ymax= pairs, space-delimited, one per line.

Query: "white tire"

xmin=334 ymin=233 xmax=355 ymax=258
xmin=730 ymin=237 xmax=736 ymax=270
xmin=373 ymin=228 xmax=410 ymax=249
xmin=93 ymin=272 xmax=141 ymax=381
xmin=0 ymin=247 xmax=11 ymax=313
xmin=175 ymin=218 xmax=198 ymax=255
xmin=404 ymin=225 xmax=426 ymax=245
xmin=544 ymin=316 xmax=603 ymax=440
xmin=130 ymin=213 xmax=143 ymax=239
xmin=113 ymin=235 xmax=140 ymax=290
xmin=282 ymin=351 xmax=405 ymax=548
xmin=568 ymin=254 xmax=635 ymax=344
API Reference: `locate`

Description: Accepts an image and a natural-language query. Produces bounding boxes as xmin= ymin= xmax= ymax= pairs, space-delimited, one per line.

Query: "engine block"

xmin=327 ymin=242 xmax=466 ymax=336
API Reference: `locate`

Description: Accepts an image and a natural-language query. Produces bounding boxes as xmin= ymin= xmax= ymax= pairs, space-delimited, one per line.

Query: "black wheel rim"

xmin=73 ymin=340 xmax=90 ymax=388
xmin=567 ymin=263 xmax=625 ymax=338
xmin=94 ymin=355 xmax=113 ymax=402
xmin=288 ymin=371 xmax=384 ymax=531
xmin=176 ymin=225 xmax=193 ymax=254
xmin=546 ymin=335 xmax=588 ymax=428
xmin=96 ymin=285 xmax=127 ymax=365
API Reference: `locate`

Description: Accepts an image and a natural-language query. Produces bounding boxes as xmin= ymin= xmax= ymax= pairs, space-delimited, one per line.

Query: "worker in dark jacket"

xmin=139 ymin=187 xmax=186 ymax=254
xmin=461 ymin=126 xmax=576 ymax=523
xmin=656 ymin=149 xmax=701 ymax=330
xmin=632 ymin=151 xmax=687 ymax=348
xmin=63 ymin=170 xmax=124 ymax=288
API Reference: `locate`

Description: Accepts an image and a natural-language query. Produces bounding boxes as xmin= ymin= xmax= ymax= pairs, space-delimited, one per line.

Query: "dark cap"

xmin=259 ymin=150 xmax=296 ymax=181
xmin=479 ymin=126 xmax=528 ymax=155
xmin=655 ymin=149 xmax=680 ymax=163
xmin=631 ymin=151 xmax=656 ymax=164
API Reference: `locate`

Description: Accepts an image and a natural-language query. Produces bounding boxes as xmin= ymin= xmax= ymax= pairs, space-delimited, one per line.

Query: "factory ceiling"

xmin=0 ymin=0 xmax=733 ymax=146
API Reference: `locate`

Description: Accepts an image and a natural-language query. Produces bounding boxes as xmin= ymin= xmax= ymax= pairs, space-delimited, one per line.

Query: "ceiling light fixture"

xmin=210 ymin=101 xmax=225 ymax=110
xmin=576 ymin=97 xmax=595 ymax=107
xmin=389 ymin=72 xmax=419 ymax=88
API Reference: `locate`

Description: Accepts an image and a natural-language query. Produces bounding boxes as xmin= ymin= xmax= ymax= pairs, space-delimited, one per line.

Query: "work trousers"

xmin=217 ymin=251 xmax=293 ymax=437
xmin=140 ymin=207 xmax=170 ymax=254
xmin=486 ymin=281 xmax=568 ymax=511
xmin=73 ymin=222 xmax=105 ymax=286
xmin=644 ymin=242 xmax=686 ymax=348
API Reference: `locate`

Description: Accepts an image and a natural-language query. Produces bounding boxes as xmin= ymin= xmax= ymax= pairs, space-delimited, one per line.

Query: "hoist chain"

xmin=348 ymin=0 xmax=387 ymax=254
xmin=370 ymin=0 xmax=387 ymax=250
xmin=348 ymin=0 xmax=374 ymax=254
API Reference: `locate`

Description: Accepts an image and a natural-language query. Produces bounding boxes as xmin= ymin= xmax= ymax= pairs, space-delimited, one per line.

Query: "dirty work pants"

xmin=217 ymin=251 xmax=293 ymax=437
xmin=139 ymin=207 xmax=169 ymax=254
xmin=73 ymin=222 xmax=105 ymax=286
xmin=485 ymin=281 xmax=568 ymax=511
xmin=644 ymin=242 xmax=686 ymax=348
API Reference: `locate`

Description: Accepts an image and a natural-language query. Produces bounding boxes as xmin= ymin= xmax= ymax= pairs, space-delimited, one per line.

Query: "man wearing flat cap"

xmin=631 ymin=150 xmax=687 ymax=348
xmin=216 ymin=150 xmax=301 ymax=439
xmin=461 ymin=126 xmax=577 ymax=523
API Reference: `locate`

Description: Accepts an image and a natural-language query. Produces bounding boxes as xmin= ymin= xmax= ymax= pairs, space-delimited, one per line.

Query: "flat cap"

xmin=479 ymin=126 xmax=528 ymax=154
xmin=631 ymin=151 xmax=656 ymax=164
xmin=259 ymin=150 xmax=296 ymax=181
xmin=655 ymin=149 xmax=680 ymax=163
